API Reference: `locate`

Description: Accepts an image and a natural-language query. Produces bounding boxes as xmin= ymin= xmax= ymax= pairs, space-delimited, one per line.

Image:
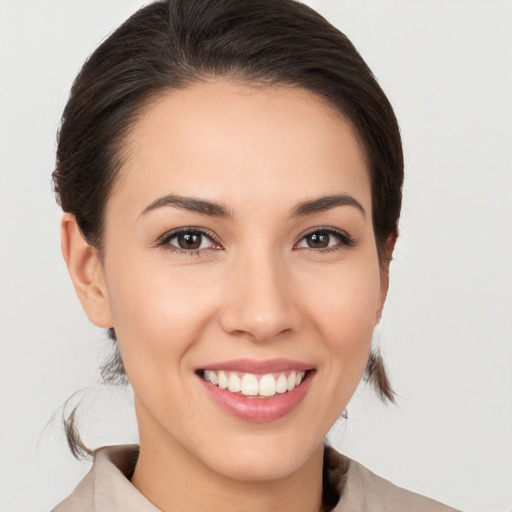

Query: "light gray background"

xmin=1 ymin=1 xmax=511 ymax=511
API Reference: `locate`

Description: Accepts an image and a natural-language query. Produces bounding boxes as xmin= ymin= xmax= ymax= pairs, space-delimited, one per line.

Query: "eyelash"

xmin=295 ymin=227 xmax=355 ymax=253
xmin=156 ymin=227 xmax=222 ymax=256
xmin=155 ymin=226 xmax=355 ymax=256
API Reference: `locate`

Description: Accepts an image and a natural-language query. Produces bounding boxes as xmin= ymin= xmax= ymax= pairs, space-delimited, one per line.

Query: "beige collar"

xmin=52 ymin=444 xmax=458 ymax=512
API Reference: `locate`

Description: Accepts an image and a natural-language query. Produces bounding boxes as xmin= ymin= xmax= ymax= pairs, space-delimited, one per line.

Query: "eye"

xmin=157 ymin=228 xmax=221 ymax=254
xmin=295 ymin=228 xmax=354 ymax=251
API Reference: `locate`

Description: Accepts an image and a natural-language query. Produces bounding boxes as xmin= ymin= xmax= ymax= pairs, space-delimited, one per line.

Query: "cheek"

xmin=301 ymin=257 xmax=381 ymax=367
xmin=102 ymin=260 xmax=222 ymax=430
xmin=103 ymin=256 xmax=219 ymax=374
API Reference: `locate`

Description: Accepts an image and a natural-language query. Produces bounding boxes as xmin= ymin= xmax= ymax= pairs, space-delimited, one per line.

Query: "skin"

xmin=62 ymin=80 xmax=392 ymax=512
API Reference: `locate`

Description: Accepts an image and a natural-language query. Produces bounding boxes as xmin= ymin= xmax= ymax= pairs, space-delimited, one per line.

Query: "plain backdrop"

xmin=1 ymin=1 xmax=511 ymax=511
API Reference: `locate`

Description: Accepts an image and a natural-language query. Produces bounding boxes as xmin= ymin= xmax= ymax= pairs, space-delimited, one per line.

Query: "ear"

xmin=61 ymin=213 xmax=113 ymax=328
xmin=377 ymin=234 xmax=397 ymax=322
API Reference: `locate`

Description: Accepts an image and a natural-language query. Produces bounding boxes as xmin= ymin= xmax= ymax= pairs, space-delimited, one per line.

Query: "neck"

xmin=131 ymin=416 xmax=325 ymax=512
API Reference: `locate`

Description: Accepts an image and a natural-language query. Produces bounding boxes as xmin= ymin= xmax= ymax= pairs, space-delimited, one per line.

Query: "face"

xmin=90 ymin=80 xmax=388 ymax=481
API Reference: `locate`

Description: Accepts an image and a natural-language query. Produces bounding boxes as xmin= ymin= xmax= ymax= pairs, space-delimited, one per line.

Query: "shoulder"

xmin=51 ymin=463 xmax=96 ymax=512
xmin=324 ymin=445 xmax=462 ymax=512
xmin=51 ymin=445 xmax=158 ymax=512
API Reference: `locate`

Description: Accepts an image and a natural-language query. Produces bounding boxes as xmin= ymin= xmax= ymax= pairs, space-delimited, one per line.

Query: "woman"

xmin=49 ymin=0 xmax=459 ymax=510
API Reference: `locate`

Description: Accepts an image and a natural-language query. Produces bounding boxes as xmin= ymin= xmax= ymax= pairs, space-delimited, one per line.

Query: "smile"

xmin=202 ymin=370 xmax=307 ymax=397
xmin=198 ymin=360 xmax=314 ymax=422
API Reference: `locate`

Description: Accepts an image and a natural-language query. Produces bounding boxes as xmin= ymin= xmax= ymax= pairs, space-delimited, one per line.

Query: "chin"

xmin=192 ymin=430 xmax=323 ymax=483
xmin=207 ymin=449 xmax=306 ymax=482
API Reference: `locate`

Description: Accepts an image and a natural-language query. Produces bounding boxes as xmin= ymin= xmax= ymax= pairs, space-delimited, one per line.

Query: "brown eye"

xmin=176 ymin=232 xmax=203 ymax=250
xmin=296 ymin=228 xmax=354 ymax=251
xmin=161 ymin=229 xmax=218 ymax=252
xmin=304 ymin=231 xmax=331 ymax=248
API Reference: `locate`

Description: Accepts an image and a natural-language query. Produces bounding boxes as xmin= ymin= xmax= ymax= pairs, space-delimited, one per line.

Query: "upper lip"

xmin=199 ymin=358 xmax=313 ymax=374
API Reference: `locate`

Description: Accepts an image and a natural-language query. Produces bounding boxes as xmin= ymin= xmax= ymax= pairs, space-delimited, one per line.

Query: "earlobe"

xmin=61 ymin=213 xmax=113 ymax=328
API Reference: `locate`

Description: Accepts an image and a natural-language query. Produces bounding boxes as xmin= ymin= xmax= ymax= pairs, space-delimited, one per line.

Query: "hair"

xmin=53 ymin=0 xmax=403 ymax=459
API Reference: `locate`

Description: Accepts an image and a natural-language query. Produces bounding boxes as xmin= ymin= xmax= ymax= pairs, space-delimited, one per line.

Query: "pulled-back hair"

xmin=53 ymin=0 xmax=403 ymax=459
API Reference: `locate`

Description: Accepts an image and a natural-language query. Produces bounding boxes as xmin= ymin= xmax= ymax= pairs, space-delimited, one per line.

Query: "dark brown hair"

xmin=53 ymin=0 xmax=403 ymax=459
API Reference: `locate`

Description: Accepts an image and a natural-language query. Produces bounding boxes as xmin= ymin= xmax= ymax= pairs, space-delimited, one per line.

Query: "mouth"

xmin=196 ymin=360 xmax=314 ymax=422
xmin=200 ymin=369 xmax=308 ymax=398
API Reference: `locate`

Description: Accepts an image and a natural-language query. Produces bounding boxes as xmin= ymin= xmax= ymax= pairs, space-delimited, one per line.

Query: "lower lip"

xmin=199 ymin=372 xmax=313 ymax=422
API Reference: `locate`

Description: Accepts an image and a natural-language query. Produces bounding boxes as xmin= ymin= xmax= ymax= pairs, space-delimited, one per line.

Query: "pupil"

xmin=178 ymin=232 xmax=202 ymax=250
xmin=307 ymin=232 xmax=329 ymax=248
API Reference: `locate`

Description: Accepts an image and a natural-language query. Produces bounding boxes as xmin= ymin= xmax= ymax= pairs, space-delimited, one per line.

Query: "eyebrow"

xmin=140 ymin=194 xmax=233 ymax=218
xmin=140 ymin=193 xmax=365 ymax=219
xmin=290 ymin=194 xmax=366 ymax=218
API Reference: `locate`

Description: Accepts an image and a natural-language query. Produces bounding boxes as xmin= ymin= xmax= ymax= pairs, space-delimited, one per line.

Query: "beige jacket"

xmin=51 ymin=444 xmax=460 ymax=512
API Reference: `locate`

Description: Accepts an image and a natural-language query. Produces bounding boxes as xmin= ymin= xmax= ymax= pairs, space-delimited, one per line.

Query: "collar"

xmin=53 ymin=443 xmax=349 ymax=511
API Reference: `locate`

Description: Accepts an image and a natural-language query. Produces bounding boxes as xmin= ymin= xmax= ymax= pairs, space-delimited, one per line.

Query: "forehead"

xmin=111 ymin=80 xmax=371 ymax=217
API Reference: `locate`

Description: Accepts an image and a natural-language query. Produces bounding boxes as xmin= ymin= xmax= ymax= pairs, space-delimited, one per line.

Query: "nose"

xmin=218 ymin=248 xmax=301 ymax=343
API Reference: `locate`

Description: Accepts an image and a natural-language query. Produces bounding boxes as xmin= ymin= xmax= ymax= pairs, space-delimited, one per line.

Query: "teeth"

xmin=218 ymin=371 xmax=228 ymax=389
xmin=241 ymin=374 xmax=259 ymax=396
xmin=228 ymin=373 xmax=241 ymax=392
xmin=258 ymin=374 xmax=277 ymax=397
xmin=276 ymin=374 xmax=288 ymax=394
xmin=287 ymin=371 xmax=296 ymax=391
xmin=203 ymin=370 xmax=306 ymax=397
